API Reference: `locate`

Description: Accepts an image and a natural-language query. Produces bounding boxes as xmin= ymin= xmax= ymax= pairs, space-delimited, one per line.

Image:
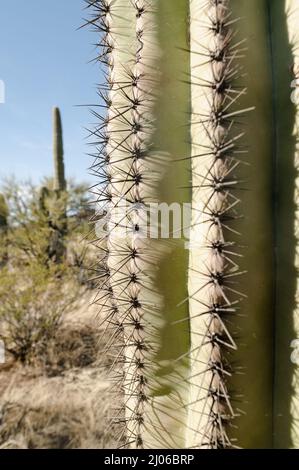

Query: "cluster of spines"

xmin=189 ymin=0 xmax=249 ymax=448
xmin=85 ymin=0 xmax=160 ymax=449
xmin=122 ymin=0 xmax=150 ymax=448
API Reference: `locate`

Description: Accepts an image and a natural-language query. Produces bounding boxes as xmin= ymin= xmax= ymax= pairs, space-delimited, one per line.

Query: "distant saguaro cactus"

xmin=39 ymin=107 xmax=67 ymax=263
xmin=53 ymin=107 xmax=66 ymax=192
xmin=86 ymin=0 xmax=299 ymax=450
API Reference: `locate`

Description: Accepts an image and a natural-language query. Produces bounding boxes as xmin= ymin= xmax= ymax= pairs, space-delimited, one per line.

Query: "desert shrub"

xmin=36 ymin=323 xmax=100 ymax=376
xmin=0 ymin=262 xmax=76 ymax=364
xmin=0 ymin=178 xmax=100 ymax=368
xmin=0 ymin=179 xmax=94 ymax=281
xmin=0 ymin=178 xmax=92 ymax=257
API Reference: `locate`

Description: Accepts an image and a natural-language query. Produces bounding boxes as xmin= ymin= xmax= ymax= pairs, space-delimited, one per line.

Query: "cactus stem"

xmin=187 ymin=0 xmax=249 ymax=448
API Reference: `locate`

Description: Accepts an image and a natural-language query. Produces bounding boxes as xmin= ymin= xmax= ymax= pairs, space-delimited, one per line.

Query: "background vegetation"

xmin=0 ymin=109 xmax=117 ymax=449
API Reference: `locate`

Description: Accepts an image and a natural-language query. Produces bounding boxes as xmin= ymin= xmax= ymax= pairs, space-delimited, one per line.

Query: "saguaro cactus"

xmin=39 ymin=107 xmax=67 ymax=263
xmin=87 ymin=0 xmax=299 ymax=449
xmin=53 ymin=107 xmax=66 ymax=192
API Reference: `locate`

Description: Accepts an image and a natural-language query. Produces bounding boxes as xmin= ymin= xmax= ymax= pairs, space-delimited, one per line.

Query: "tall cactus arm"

xmin=188 ymin=0 xmax=274 ymax=448
xmin=88 ymin=0 xmax=191 ymax=449
xmin=87 ymin=0 xmax=299 ymax=450
xmin=53 ymin=107 xmax=66 ymax=192
xmin=105 ymin=0 xmax=164 ymax=448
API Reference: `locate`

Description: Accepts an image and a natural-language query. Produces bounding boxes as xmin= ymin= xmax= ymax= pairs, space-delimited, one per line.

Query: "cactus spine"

xmin=88 ymin=0 xmax=299 ymax=449
xmin=188 ymin=0 xmax=243 ymax=448
xmin=52 ymin=106 xmax=67 ymax=262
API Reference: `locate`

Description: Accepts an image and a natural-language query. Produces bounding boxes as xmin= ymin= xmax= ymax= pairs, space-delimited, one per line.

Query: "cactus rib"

xmin=187 ymin=0 xmax=249 ymax=448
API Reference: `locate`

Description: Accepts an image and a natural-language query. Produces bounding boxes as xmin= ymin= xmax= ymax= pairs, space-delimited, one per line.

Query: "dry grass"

xmin=32 ymin=323 xmax=100 ymax=376
xmin=0 ymin=294 xmax=123 ymax=449
xmin=0 ymin=369 xmax=112 ymax=449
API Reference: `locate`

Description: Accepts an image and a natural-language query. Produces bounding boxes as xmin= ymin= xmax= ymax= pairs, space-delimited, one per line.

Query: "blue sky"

xmin=0 ymin=0 xmax=102 ymax=184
